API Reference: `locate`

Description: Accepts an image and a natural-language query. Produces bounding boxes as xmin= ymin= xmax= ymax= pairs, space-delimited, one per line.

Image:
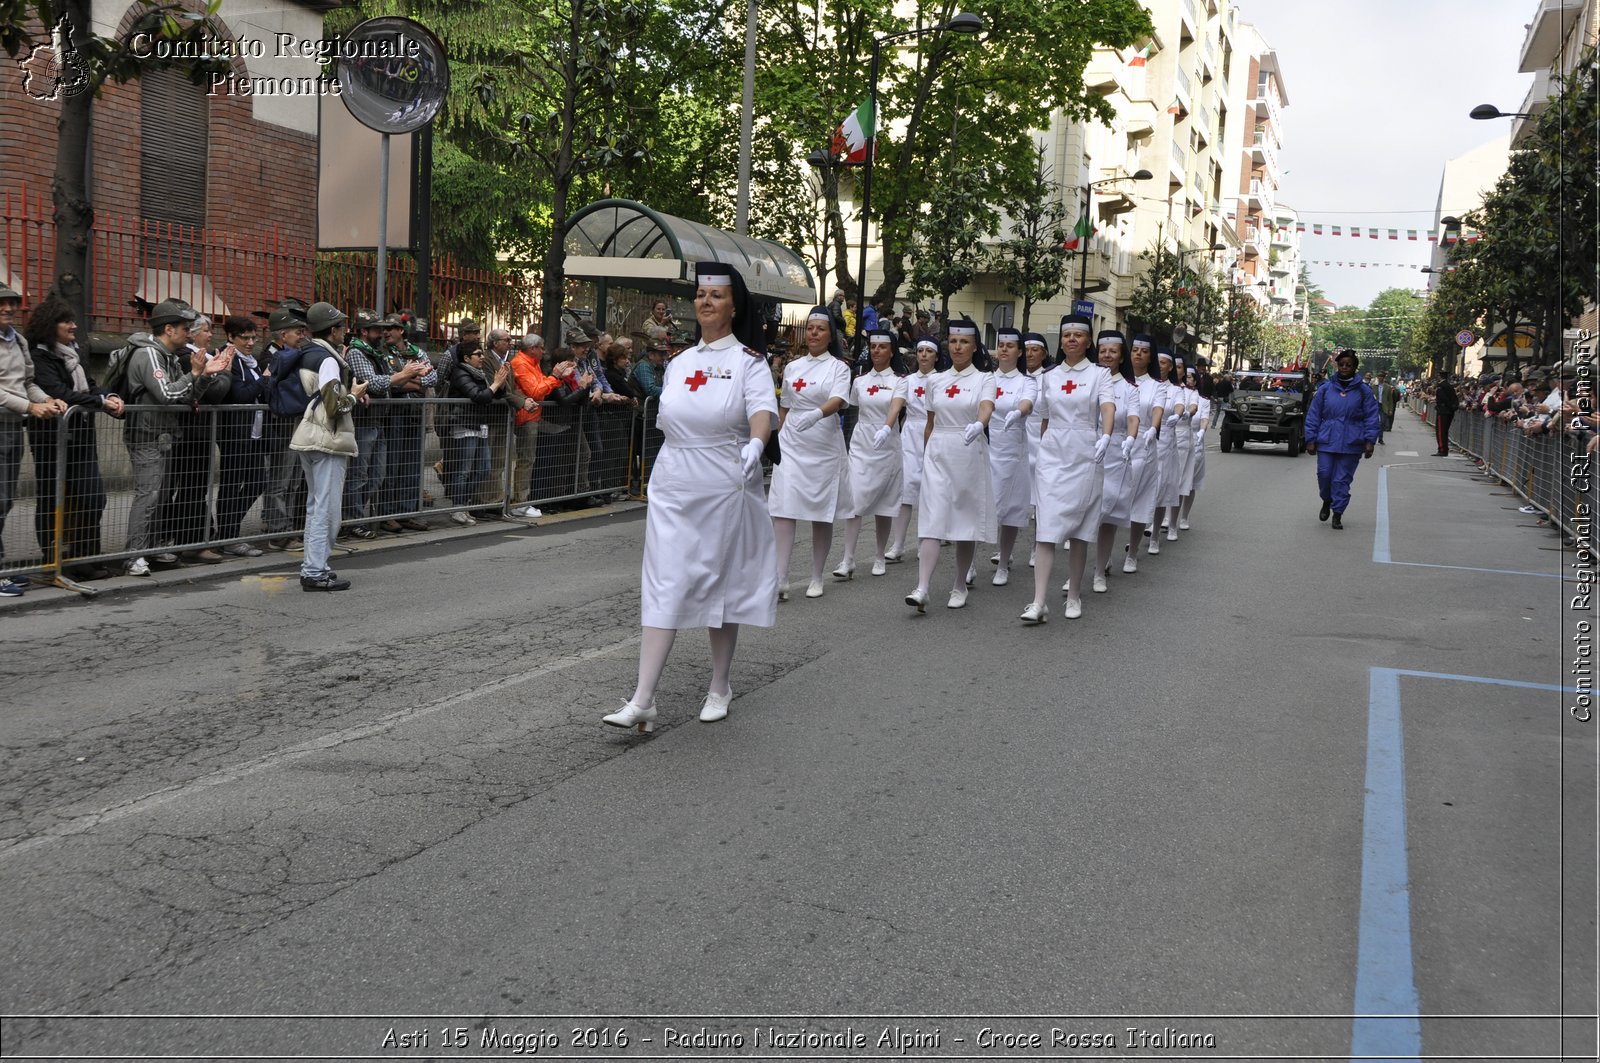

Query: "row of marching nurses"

xmin=605 ymin=259 xmax=1208 ymax=732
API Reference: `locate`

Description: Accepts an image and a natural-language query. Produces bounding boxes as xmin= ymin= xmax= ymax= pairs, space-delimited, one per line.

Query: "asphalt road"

xmin=1 ymin=408 xmax=1593 ymax=1061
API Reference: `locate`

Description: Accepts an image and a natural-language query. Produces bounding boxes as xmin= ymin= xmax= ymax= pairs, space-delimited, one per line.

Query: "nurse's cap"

xmin=694 ymin=260 xmax=741 ymax=288
xmin=994 ymin=326 xmax=1022 ymax=344
xmin=1096 ymin=329 xmax=1125 ymax=346
xmin=1022 ymin=332 xmax=1048 ymax=349
xmin=1059 ymin=313 xmax=1093 ymax=334
xmin=946 ymin=318 xmax=979 ymax=337
xmin=1156 ymin=348 xmax=1175 ymax=362
xmin=807 ymin=305 xmax=835 ymax=324
xmin=916 ymin=338 xmax=940 ymax=352
xmin=1131 ymin=333 xmax=1155 ymax=348
xmin=867 ymin=329 xmax=896 ymax=345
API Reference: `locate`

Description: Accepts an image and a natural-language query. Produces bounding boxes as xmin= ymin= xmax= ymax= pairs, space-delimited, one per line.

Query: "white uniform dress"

xmin=1025 ymin=376 xmax=1043 ymax=510
xmin=1175 ymin=386 xmax=1198 ymax=496
xmin=1034 ymin=359 xmax=1112 ymax=544
xmin=1127 ymin=374 xmax=1164 ymax=526
xmin=641 ymin=333 xmax=779 ymax=629
xmin=988 ymin=367 xmax=1038 ymax=529
xmin=1097 ymin=373 xmax=1139 ymax=526
xmin=900 ymin=370 xmax=935 ymax=505
xmin=1189 ymin=387 xmax=1208 ymax=493
xmin=918 ymin=364 xmax=998 ymax=542
xmin=846 ymin=368 xmax=908 ymax=518
xmin=768 ymin=353 xmax=853 ymax=522
xmin=1156 ymin=382 xmax=1183 ymax=509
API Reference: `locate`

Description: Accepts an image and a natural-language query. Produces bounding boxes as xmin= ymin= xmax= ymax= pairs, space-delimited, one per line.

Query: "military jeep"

xmin=1219 ymin=370 xmax=1310 ymax=455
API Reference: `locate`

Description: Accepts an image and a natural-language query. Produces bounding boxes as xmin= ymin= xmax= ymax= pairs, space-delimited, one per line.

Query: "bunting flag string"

xmin=1304 ymin=260 xmax=1459 ymax=270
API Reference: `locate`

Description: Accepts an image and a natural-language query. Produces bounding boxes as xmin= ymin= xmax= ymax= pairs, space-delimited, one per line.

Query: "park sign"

xmin=1456 ymin=329 xmax=1476 ymax=347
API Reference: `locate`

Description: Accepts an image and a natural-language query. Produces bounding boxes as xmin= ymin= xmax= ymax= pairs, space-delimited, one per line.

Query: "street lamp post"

xmin=1075 ymin=169 xmax=1153 ymax=315
xmin=854 ymin=12 xmax=983 ymax=349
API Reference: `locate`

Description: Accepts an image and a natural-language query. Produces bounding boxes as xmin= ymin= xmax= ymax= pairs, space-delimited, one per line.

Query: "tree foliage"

xmin=989 ymin=143 xmax=1074 ymax=333
xmin=907 ymin=158 xmax=994 ymax=319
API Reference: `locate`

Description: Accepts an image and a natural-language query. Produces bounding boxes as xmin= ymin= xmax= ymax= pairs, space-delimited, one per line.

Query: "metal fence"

xmin=1409 ymin=397 xmax=1595 ymax=543
xmin=1 ymin=396 xmax=657 ymax=594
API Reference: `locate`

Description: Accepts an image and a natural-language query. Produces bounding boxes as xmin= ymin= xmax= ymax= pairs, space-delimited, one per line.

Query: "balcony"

xmin=1269 ymin=248 xmax=1292 ymax=274
xmin=1179 ymin=0 xmax=1198 ymax=42
xmin=1195 ymin=105 xmax=1212 ymax=146
xmin=1241 ymin=226 xmax=1262 ymax=258
xmin=1083 ymin=48 xmax=1136 ymax=99
xmin=1250 ymin=79 xmax=1285 ymax=141
xmin=1513 ymin=67 xmax=1555 ymax=145
xmin=1250 ymin=129 xmax=1279 ymax=185
xmin=1518 ymin=0 xmax=1584 ymax=72
xmin=1168 ymin=140 xmax=1187 ymax=185
xmin=1247 ymin=178 xmax=1274 ymax=215
xmin=1270 ymin=219 xmax=1293 ymax=247
xmin=1174 ymin=65 xmax=1192 ymax=113
xmin=1125 ymin=97 xmax=1158 ymax=139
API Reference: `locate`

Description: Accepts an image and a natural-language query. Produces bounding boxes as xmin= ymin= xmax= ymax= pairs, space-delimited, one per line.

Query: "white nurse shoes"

xmin=1027 ymin=546 xmax=1036 ymax=568
xmin=992 ymin=567 xmax=1009 ymax=586
xmin=602 ymin=699 xmax=657 ymax=733
xmin=1092 ymin=572 xmax=1108 ymax=593
xmin=1063 ymin=597 xmax=1083 ymax=619
xmin=777 ymin=581 xmax=790 ymax=601
xmin=1123 ymin=554 xmax=1138 ymax=574
xmin=883 ymin=549 xmax=904 ymax=563
xmin=1178 ymin=517 xmax=1191 ymax=530
xmin=871 ymin=558 xmax=887 ymax=576
xmin=905 ymin=587 xmax=928 ymax=612
xmin=832 ymin=558 xmax=856 ymax=580
xmin=1166 ymin=525 xmax=1178 ymax=541
xmin=947 ymin=587 xmax=969 ymax=609
xmin=1020 ymin=601 xmax=1047 ymax=624
xmin=965 ymin=564 xmax=976 ymax=587
xmin=805 ymin=579 xmax=825 ymax=598
xmin=699 ymin=688 xmax=733 ymax=723
xmin=1061 ymin=578 xmax=1072 ymax=595
xmin=990 ymin=552 xmax=1001 ymax=565
xmin=1147 ymin=538 xmax=1160 ymax=555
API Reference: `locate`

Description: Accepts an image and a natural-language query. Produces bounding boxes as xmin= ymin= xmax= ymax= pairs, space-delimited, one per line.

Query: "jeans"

xmin=445 ymin=434 xmax=489 ymax=506
xmin=381 ymin=406 xmax=425 ymax=516
xmin=0 ymin=416 xmax=23 ymax=564
xmin=299 ymin=450 xmax=347 ymax=578
xmin=346 ymin=422 xmax=386 ymax=521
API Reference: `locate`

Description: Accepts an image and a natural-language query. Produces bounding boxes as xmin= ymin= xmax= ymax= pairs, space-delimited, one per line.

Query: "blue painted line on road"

xmin=1351 ymin=667 xmax=1422 ymax=1061
xmin=1352 ymin=667 xmax=1572 ymax=1062
xmin=1374 ymin=464 xmax=1561 ymax=579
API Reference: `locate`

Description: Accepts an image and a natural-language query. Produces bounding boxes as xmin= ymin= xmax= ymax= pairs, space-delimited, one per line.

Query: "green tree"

xmin=989 ymin=144 xmax=1074 ymax=332
xmin=907 ymin=159 xmax=993 ymax=319
xmin=2 ymin=0 xmax=230 ymax=321
xmin=1365 ymin=287 xmax=1425 ymax=353
xmin=1127 ymin=239 xmax=1186 ymax=347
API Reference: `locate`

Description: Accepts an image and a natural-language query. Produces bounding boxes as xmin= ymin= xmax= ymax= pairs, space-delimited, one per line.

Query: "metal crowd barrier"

xmin=1408 ymin=396 xmax=1595 ymax=544
xmin=1 ymin=395 xmax=650 ymax=595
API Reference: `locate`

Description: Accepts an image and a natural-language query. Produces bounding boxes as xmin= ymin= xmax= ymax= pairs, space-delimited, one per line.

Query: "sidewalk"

xmin=0 ymin=498 xmax=645 ymax=614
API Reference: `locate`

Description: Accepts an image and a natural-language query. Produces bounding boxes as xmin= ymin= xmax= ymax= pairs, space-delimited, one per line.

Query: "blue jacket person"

xmin=1304 ymin=349 xmax=1380 ymax=529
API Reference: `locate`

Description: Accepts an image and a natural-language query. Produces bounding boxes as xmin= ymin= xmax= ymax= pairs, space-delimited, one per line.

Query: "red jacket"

xmin=511 ymin=351 xmax=564 ymax=426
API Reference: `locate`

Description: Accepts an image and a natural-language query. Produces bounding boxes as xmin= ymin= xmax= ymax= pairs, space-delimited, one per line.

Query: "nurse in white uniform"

xmin=1150 ymin=349 xmax=1181 ymax=556
xmin=1021 ymin=332 xmax=1050 ymax=568
xmin=1024 ymin=314 xmax=1114 ymax=623
xmin=906 ymin=318 xmax=996 ymax=612
xmin=1092 ymin=330 xmax=1141 ymax=593
xmin=986 ymin=327 xmax=1036 ymax=586
xmin=603 ymin=261 xmax=777 ymax=732
xmin=1164 ymin=354 xmax=1196 ymax=544
xmin=1179 ymin=366 xmax=1207 ymax=529
xmin=886 ymin=338 xmax=939 ymax=563
xmin=836 ymin=329 xmax=908 ymax=578
xmin=1123 ymin=334 xmax=1165 ymax=571
xmin=768 ymin=307 xmax=854 ymax=600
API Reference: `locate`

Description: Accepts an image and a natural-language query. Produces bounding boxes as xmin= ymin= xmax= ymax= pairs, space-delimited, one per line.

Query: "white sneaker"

xmin=805 ymin=579 xmax=825 ymax=598
xmin=992 ymin=568 xmax=1009 ymax=586
xmin=777 ymin=582 xmax=790 ymax=602
xmin=1166 ymin=526 xmax=1178 ymax=541
xmin=125 ymin=556 xmax=151 ymax=577
xmin=832 ymin=559 xmax=855 ymax=580
xmin=1178 ymin=517 xmax=1191 ymax=530
xmin=602 ymin=699 xmax=657 ymax=733
xmin=905 ymin=587 xmax=928 ymax=612
xmin=965 ymin=565 xmax=975 ymax=587
xmin=512 ymin=504 xmax=543 ymax=518
xmin=947 ymin=587 xmax=969 ymax=609
xmin=884 ymin=549 xmax=904 ymax=564
xmin=1028 ymin=546 xmax=1036 ymax=568
xmin=1020 ymin=601 xmax=1047 ymax=624
xmin=1148 ymin=539 xmax=1161 ymax=555
xmin=1061 ymin=578 xmax=1072 ymax=595
xmin=1123 ymin=555 xmax=1138 ymax=574
xmin=699 ymin=688 xmax=733 ymax=723
xmin=1160 ymin=518 xmax=1170 ymax=529
xmin=990 ymin=552 xmax=1001 ymax=565
xmin=871 ymin=558 xmax=887 ymax=576
xmin=451 ymin=511 xmax=477 ymax=526
xmin=1092 ymin=572 xmax=1108 ymax=593
xmin=1064 ymin=597 xmax=1083 ymax=619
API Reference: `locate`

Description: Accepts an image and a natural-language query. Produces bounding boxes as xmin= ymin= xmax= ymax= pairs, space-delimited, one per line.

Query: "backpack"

xmin=101 ymin=333 xmax=153 ymax=398
xmin=267 ymin=345 xmax=314 ymax=417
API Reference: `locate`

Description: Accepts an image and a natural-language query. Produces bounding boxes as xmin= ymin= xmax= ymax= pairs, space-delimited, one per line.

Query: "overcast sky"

xmin=1244 ymin=0 xmax=1535 ymax=309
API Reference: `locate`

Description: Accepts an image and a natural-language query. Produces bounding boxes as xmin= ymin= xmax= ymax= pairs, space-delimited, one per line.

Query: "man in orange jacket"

xmin=509 ymin=334 xmax=576 ymax=517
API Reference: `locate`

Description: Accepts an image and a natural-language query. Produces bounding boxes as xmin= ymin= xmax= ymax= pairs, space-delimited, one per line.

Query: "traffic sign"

xmin=1455 ymin=329 xmax=1476 ymax=347
xmin=1073 ymin=300 xmax=1096 ymax=319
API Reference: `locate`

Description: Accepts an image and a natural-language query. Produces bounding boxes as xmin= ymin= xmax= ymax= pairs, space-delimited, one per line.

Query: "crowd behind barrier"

xmin=0 ymin=396 xmax=661 ymax=590
xmin=1408 ymin=390 xmax=1596 ymax=545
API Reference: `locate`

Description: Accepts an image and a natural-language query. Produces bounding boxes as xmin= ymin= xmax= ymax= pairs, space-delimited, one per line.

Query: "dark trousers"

xmin=215 ymin=434 xmax=268 ymax=541
xmin=381 ymin=405 xmax=426 ymax=516
xmin=27 ymin=421 xmax=107 ymax=562
xmin=262 ymin=416 xmax=305 ymax=534
xmin=0 ymin=416 xmax=22 ymax=564
xmin=1435 ymin=409 xmax=1455 ymax=454
xmin=158 ymin=430 xmax=213 ymax=549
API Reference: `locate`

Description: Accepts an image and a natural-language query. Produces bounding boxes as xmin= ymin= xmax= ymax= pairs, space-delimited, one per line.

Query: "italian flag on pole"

xmin=1063 ymin=213 xmax=1096 ymax=250
xmin=833 ymin=98 xmax=877 ymax=164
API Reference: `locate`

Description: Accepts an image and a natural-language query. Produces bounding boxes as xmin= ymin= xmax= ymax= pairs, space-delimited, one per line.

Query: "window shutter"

xmin=140 ymin=68 xmax=209 ymax=228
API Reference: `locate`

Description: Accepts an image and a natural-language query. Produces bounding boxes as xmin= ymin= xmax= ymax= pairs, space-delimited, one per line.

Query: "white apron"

xmin=1190 ymin=388 xmax=1208 ymax=493
xmin=846 ymin=369 xmax=908 ymax=518
xmin=641 ymin=334 xmax=779 ymax=629
xmin=1098 ymin=374 xmax=1138 ymax=527
xmin=900 ymin=370 xmax=935 ymax=505
xmin=1034 ymin=360 xmax=1111 ymax=544
xmin=1175 ymin=385 xmax=1198 ymax=496
xmin=1156 ymin=382 xmax=1183 ymax=509
xmin=767 ymin=353 xmax=853 ymax=522
xmin=917 ymin=365 xmax=997 ymax=542
xmin=1127 ymin=375 xmax=1164 ymax=526
xmin=988 ymin=368 xmax=1038 ymax=529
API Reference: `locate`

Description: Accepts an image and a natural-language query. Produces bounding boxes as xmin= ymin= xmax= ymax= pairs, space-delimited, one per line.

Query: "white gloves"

xmin=1092 ymin=434 xmax=1110 ymax=463
xmin=1003 ymin=409 xmax=1022 ymax=430
xmin=788 ymin=408 xmax=823 ymax=432
xmin=1120 ymin=435 xmax=1135 ymax=460
xmin=1140 ymin=427 xmax=1156 ymax=446
xmin=1193 ymin=428 xmax=1206 ymax=446
xmin=872 ymin=424 xmax=892 ymax=447
xmin=740 ymin=438 xmax=765 ymax=480
xmin=962 ymin=421 xmax=984 ymax=445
